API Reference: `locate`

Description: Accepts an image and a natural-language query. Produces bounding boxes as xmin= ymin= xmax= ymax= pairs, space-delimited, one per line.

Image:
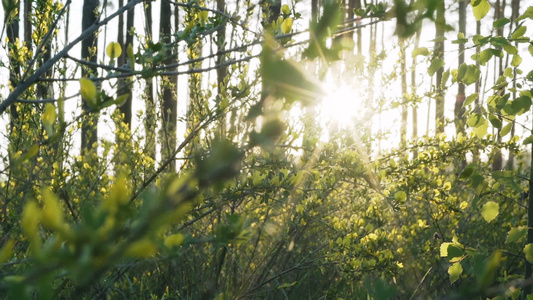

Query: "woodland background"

xmin=1 ymin=0 xmax=533 ymax=298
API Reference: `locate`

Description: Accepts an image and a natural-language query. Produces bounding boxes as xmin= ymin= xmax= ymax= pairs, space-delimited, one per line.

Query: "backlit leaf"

xmin=463 ymin=93 xmax=478 ymax=107
xmin=412 ymin=47 xmax=429 ymax=58
xmin=511 ymin=55 xmax=522 ymax=67
xmin=501 ymin=122 xmax=512 ymax=137
xmin=428 ymin=59 xmax=445 ymax=76
xmin=471 ymin=0 xmax=490 ymax=21
xmin=493 ymin=17 xmax=510 ymax=28
xmin=448 ymin=262 xmax=463 ymax=284
xmin=281 ymin=17 xmax=293 ymax=34
xmin=106 ymin=42 xmax=122 ymax=59
xmin=41 ymin=103 xmax=56 ymax=134
xmin=506 ymin=227 xmax=527 ymax=243
xmin=80 ymin=78 xmax=98 ymax=108
xmin=525 ymin=244 xmax=533 ymax=263
xmin=466 ymin=113 xmax=485 ymax=128
xmin=511 ymin=26 xmax=527 ymax=40
xmin=488 ymin=115 xmax=502 ymax=128
xmin=481 ymin=201 xmax=499 ymax=223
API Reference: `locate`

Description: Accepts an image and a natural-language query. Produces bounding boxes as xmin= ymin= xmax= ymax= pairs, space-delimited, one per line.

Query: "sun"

xmin=319 ymin=84 xmax=363 ymax=128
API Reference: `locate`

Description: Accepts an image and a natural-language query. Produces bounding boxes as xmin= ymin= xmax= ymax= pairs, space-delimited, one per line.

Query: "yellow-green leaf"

xmin=281 ymin=17 xmax=293 ymax=34
xmin=440 ymin=242 xmax=451 ymax=257
xmin=0 ymin=239 xmax=14 ymax=264
xmin=127 ymin=43 xmax=135 ymax=70
xmin=79 ymin=78 xmax=98 ymax=107
xmin=394 ymin=191 xmax=407 ymax=202
xmin=41 ymin=103 xmax=56 ymax=134
xmin=506 ymin=226 xmax=527 ymax=243
xmin=511 ymin=55 xmax=522 ymax=67
xmin=511 ymin=26 xmax=527 ymax=40
xmin=471 ymin=0 xmax=490 ymax=21
xmin=164 ymin=233 xmax=184 ymax=248
xmin=448 ymin=262 xmax=463 ymax=284
xmin=106 ymin=42 xmax=122 ymax=59
xmin=525 ymin=244 xmax=533 ymax=263
xmin=281 ymin=4 xmax=290 ymax=15
xmin=41 ymin=187 xmax=65 ymax=230
xmin=412 ymin=47 xmax=429 ymax=58
xmin=481 ymin=201 xmax=499 ymax=223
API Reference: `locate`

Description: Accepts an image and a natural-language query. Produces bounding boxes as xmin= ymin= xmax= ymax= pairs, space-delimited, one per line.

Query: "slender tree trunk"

xmin=217 ymin=0 xmax=227 ymax=136
xmin=455 ymin=0 xmax=466 ymax=135
xmin=411 ymin=28 xmax=421 ymax=158
xmin=434 ymin=0 xmax=445 ymax=134
xmin=160 ymin=0 xmax=178 ymax=171
xmin=507 ymin=0 xmax=520 ymax=170
xmin=6 ymin=0 xmax=20 ymax=134
xmin=143 ymin=0 xmax=156 ymax=160
xmin=400 ymin=38 xmax=407 ymax=146
xmin=118 ymin=0 xmax=135 ymax=128
xmin=492 ymin=0 xmax=505 ymax=171
xmin=355 ymin=0 xmax=362 ymax=55
xmin=81 ymin=0 xmax=100 ymax=151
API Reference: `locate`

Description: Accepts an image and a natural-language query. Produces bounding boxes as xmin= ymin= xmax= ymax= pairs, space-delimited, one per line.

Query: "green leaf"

xmin=481 ymin=201 xmax=499 ymax=223
xmin=459 ymin=164 xmax=475 ymax=179
xmin=511 ymin=96 xmax=532 ymax=115
xmin=106 ymin=42 xmax=122 ymax=59
xmin=441 ymin=69 xmax=450 ymax=89
xmin=493 ymin=17 xmax=510 ymax=28
xmin=428 ymin=59 xmax=445 ymax=76
xmin=478 ymin=49 xmax=493 ymax=65
xmin=511 ymin=26 xmax=527 ymax=40
xmin=466 ymin=113 xmax=485 ymax=128
xmin=463 ymin=65 xmax=481 ymax=85
xmin=463 ymin=93 xmax=478 ymax=107
xmin=412 ymin=47 xmax=429 ymax=58
xmin=511 ymin=55 xmax=522 ymax=67
xmin=41 ymin=103 xmax=56 ymax=134
xmin=473 ymin=121 xmax=488 ymax=138
xmin=280 ymin=17 xmax=293 ymax=34
xmin=501 ymin=122 xmax=512 ymax=137
xmin=80 ymin=78 xmax=98 ymax=109
xmin=448 ymin=262 xmax=463 ymax=284
xmin=516 ymin=6 xmax=533 ymax=22
xmin=488 ymin=115 xmax=502 ymax=128
xmin=471 ymin=0 xmax=490 ymax=21
xmin=503 ymin=44 xmax=518 ymax=55
xmin=394 ymin=191 xmax=407 ymax=202
xmin=524 ymin=244 xmax=533 ymax=263
xmin=529 ymin=43 xmax=533 ymax=56
xmin=440 ymin=242 xmax=451 ymax=257
xmin=457 ymin=63 xmax=468 ymax=82
xmin=506 ymin=227 xmax=528 ymax=243
xmin=523 ymin=135 xmax=533 ymax=145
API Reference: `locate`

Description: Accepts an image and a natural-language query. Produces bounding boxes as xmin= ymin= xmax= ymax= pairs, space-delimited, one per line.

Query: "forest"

xmin=1 ymin=0 xmax=533 ymax=298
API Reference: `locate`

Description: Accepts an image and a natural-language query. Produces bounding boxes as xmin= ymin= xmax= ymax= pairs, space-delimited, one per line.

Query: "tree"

xmin=81 ymin=0 xmax=100 ymax=151
xmin=159 ymin=0 xmax=178 ymax=171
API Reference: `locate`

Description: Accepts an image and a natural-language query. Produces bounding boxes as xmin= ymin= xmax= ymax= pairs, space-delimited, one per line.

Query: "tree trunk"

xmin=434 ymin=0 xmax=445 ymax=134
xmin=400 ymin=38 xmax=407 ymax=146
xmin=81 ymin=0 xmax=100 ymax=151
xmin=455 ymin=0 xmax=466 ymax=135
xmin=143 ymin=0 xmax=156 ymax=160
xmin=507 ymin=0 xmax=520 ymax=170
xmin=118 ymin=0 xmax=135 ymax=129
xmin=160 ymin=0 xmax=178 ymax=171
xmin=217 ymin=0 xmax=227 ymax=136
